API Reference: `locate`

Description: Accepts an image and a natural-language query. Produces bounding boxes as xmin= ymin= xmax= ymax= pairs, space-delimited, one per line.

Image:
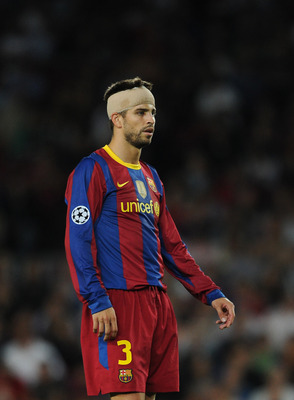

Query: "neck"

xmin=108 ymin=137 xmax=142 ymax=165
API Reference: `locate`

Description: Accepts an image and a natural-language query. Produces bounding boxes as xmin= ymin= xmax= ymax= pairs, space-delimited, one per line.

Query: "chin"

xmin=134 ymin=139 xmax=152 ymax=149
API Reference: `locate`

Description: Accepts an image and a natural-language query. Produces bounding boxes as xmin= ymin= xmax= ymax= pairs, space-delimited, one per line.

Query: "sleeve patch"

xmin=71 ymin=205 xmax=91 ymax=225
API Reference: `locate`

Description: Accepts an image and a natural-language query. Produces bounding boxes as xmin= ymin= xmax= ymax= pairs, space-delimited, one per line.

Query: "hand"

xmin=211 ymin=297 xmax=235 ymax=330
xmin=92 ymin=307 xmax=118 ymax=341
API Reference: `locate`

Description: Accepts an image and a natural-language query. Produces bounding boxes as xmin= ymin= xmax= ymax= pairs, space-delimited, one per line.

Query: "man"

xmin=64 ymin=77 xmax=235 ymax=400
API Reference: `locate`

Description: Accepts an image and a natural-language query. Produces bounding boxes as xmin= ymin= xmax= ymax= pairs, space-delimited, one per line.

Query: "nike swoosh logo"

xmin=117 ymin=181 xmax=129 ymax=188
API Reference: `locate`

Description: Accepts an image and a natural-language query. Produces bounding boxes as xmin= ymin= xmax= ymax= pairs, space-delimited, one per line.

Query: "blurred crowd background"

xmin=1 ymin=0 xmax=294 ymax=399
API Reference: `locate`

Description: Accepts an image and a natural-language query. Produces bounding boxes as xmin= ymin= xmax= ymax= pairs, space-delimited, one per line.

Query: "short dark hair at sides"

xmin=103 ymin=76 xmax=153 ymax=102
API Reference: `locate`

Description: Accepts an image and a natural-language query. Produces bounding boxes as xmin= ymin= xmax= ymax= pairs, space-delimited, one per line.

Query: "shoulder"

xmin=71 ymin=149 xmax=106 ymax=178
xmin=67 ymin=156 xmax=95 ymax=184
xmin=76 ymin=155 xmax=96 ymax=172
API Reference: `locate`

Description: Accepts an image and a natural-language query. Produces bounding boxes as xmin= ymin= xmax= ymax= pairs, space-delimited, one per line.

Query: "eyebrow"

xmin=135 ymin=107 xmax=157 ymax=114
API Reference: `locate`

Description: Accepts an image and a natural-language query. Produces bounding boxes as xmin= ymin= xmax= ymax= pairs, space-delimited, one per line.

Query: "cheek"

xmin=123 ymin=122 xmax=138 ymax=134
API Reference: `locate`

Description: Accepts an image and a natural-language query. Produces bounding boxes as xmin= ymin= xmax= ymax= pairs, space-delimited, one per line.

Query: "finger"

xmin=102 ymin=318 xmax=119 ymax=341
xmin=110 ymin=318 xmax=118 ymax=339
xmin=216 ymin=317 xmax=228 ymax=330
xmin=226 ymin=312 xmax=235 ymax=327
xmin=216 ymin=317 xmax=227 ymax=324
xmin=224 ymin=305 xmax=235 ymax=324
xmin=216 ymin=309 xmax=234 ymax=329
xmin=103 ymin=320 xmax=112 ymax=341
xmin=98 ymin=320 xmax=105 ymax=337
xmin=93 ymin=318 xmax=98 ymax=334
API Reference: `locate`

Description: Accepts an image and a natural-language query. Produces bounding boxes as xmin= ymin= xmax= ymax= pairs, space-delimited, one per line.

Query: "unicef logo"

xmin=71 ymin=205 xmax=90 ymax=225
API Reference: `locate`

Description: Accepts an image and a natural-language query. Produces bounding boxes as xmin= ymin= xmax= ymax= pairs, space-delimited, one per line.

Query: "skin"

xmin=211 ymin=297 xmax=235 ymax=330
xmin=91 ymin=102 xmax=235 ymax=400
xmin=109 ymin=103 xmax=156 ymax=164
xmin=110 ymin=393 xmax=156 ymax=400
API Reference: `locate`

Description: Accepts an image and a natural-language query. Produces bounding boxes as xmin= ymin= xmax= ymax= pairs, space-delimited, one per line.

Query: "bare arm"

xmin=211 ymin=297 xmax=235 ymax=330
xmin=92 ymin=307 xmax=118 ymax=341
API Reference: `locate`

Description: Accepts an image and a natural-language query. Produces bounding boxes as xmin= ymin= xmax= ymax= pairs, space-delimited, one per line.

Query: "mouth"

xmin=142 ymin=127 xmax=154 ymax=136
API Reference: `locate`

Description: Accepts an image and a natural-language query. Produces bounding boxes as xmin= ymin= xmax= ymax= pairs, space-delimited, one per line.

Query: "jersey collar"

xmin=103 ymin=145 xmax=141 ymax=170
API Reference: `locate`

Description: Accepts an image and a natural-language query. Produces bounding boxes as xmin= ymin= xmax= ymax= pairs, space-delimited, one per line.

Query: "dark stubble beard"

xmin=124 ymin=129 xmax=153 ymax=150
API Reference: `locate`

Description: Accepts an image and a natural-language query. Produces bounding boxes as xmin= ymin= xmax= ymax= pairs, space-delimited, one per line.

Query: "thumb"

xmin=211 ymin=299 xmax=229 ymax=324
xmin=216 ymin=309 xmax=227 ymax=323
xmin=215 ymin=308 xmax=228 ymax=329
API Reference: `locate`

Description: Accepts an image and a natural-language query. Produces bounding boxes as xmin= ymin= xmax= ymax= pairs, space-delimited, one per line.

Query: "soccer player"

xmin=64 ymin=77 xmax=235 ymax=400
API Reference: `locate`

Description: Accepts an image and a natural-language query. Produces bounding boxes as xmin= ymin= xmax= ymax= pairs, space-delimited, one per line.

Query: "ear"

xmin=111 ymin=113 xmax=123 ymax=129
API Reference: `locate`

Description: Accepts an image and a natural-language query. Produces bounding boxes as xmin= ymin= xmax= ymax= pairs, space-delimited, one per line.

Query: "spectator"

xmin=0 ymin=309 xmax=66 ymax=388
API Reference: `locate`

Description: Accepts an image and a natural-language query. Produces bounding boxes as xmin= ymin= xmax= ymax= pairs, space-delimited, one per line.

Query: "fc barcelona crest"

xmin=118 ymin=369 xmax=133 ymax=383
xmin=147 ymin=177 xmax=157 ymax=193
xmin=135 ymin=180 xmax=147 ymax=199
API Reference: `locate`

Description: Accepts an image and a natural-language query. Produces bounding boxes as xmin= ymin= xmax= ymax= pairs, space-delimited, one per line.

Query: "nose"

xmin=146 ymin=112 xmax=155 ymax=125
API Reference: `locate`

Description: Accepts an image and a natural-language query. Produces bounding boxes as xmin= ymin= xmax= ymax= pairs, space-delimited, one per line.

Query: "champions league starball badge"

xmin=71 ymin=205 xmax=90 ymax=225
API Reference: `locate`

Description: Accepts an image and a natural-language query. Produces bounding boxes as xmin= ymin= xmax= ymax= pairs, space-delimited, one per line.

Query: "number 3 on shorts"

xmin=117 ymin=340 xmax=132 ymax=365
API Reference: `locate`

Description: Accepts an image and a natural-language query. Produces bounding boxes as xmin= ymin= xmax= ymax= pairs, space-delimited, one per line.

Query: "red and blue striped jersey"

xmin=65 ymin=145 xmax=224 ymax=314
